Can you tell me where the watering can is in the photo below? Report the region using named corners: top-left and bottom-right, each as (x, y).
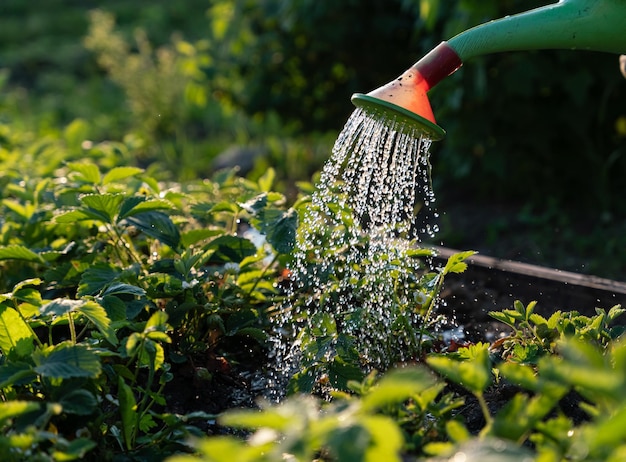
top-left (352, 0), bottom-right (626, 140)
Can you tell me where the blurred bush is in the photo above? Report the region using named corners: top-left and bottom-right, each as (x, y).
top-left (1, 0), bottom-right (626, 215)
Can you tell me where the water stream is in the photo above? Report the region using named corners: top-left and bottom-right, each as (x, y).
top-left (269, 108), bottom-right (442, 396)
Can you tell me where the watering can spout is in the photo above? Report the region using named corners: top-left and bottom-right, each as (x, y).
top-left (352, 0), bottom-right (626, 140)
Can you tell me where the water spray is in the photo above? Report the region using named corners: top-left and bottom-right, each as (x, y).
top-left (352, 0), bottom-right (626, 140)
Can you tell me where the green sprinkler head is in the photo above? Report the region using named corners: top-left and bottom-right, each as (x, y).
top-left (353, 0), bottom-right (626, 141)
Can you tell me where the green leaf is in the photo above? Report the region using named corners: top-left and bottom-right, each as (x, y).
top-left (181, 228), bottom-right (222, 247)
top-left (40, 298), bottom-right (83, 317)
top-left (80, 193), bottom-right (125, 223)
top-left (118, 376), bottom-right (137, 451)
top-left (122, 211), bottom-right (181, 249)
top-left (427, 346), bottom-right (492, 395)
top-left (362, 366), bottom-right (437, 412)
top-left (259, 208), bottom-right (298, 254)
top-left (102, 283), bottom-right (146, 297)
top-left (442, 251), bottom-right (476, 275)
top-left (0, 245), bottom-right (45, 263)
top-left (0, 304), bottom-right (35, 357)
top-left (0, 401), bottom-right (41, 426)
top-left (34, 344), bottom-right (102, 379)
top-left (118, 197), bottom-right (175, 220)
top-left (102, 166), bottom-right (144, 184)
top-left (145, 310), bottom-right (169, 332)
top-left (51, 438), bottom-right (97, 461)
top-left (257, 168), bottom-right (275, 192)
top-left (239, 193), bottom-right (268, 215)
top-left (0, 363), bottom-right (38, 389)
top-left (77, 300), bottom-right (117, 346)
top-left (68, 162), bottom-right (101, 184)
top-left (205, 235), bottom-right (257, 264)
top-left (59, 389), bottom-right (98, 415)
top-left (77, 264), bottom-right (121, 296)
top-left (54, 209), bottom-right (104, 223)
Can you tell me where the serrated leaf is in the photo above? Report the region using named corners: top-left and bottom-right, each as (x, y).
top-left (78, 264), bottom-right (121, 297)
top-left (235, 327), bottom-right (268, 344)
top-left (239, 193), bottom-right (268, 215)
top-left (102, 167), bottom-right (144, 185)
top-left (80, 193), bottom-right (125, 223)
top-left (40, 298), bottom-right (83, 317)
top-left (0, 245), bottom-right (45, 263)
top-left (102, 283), bottom-right (146, 297)
top-left (259, 208), bottom-right (298, 254)
top-left (0, 363), bottom-right (38, 389)
top-left (442, 251), bottom-right (476, 275)
top-left (59, 389), bottom-right (98, 415)
top-left (122, 211), bottom-right (180, 249)
top-left (68, 162), bottom-right (101, 184)
top-left (257, 168), bottom-right (275, 192)
top-left (181, 228), bottom-right (222, 247)
top-left (54, 209), bottom-right (103, 223)
top-left (118, 197), bottom-right (175, 220)
top-left (34, 344), bottom-right (102, 379)
top-left (0, 305), bottom-right (35, 357)
top-left (362, 366), bottom-right (437, 411)
top-left (77, 300), bottom-right (117, 346)
top-left (608, 305), bottom-right (625, 323)
top-left (205, 235), bottom-right (257, 264)
top-left (100, 295), bottom-right (128, 322)
top-left (209, 201), bottom-right (239, 213)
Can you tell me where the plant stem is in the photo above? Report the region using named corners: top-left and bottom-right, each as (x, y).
top-left (68, 311), bottom-right (77, 344)
top-left (476, 392), bottom-right (493, 431)
top-left (13, 300), bottom-right (44, 348)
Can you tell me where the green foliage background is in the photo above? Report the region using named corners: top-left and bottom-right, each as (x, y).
top-left (1, 0), bottom-right (625, 276)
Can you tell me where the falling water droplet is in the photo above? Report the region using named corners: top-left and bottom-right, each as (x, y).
top-left (268, 108), bottom-right (442, 399)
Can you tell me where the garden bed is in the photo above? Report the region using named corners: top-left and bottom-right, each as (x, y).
top-left (437, 246), bottom-right (626, 343)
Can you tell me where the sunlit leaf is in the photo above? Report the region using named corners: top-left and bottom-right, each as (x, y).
top-left (0, 401), bottom-right (41, 426)
top-left (54, 209), bottom-right (105, 223)
top-left (181, 228), bottom-right (222, 247)
top-left (362, 366), bottom-right (437, 412)
top-left (80, 193), bottom-right (125, 223)
top-left (102, 166), bottom-right (143, 185)
top-left (68, 162), bottom-right (101, 184)
top-left (51, 438), bottom-right (97, 461)
top-left (40, 298), bottom-right (83, 317)
top-left (0, 305), bottom-right (35, 357)
top-left (77, 300), bottom-right (117, 346)
top-left (257, 168), bottom-right (275, 192)
top-left (442, 251), bottom-right (476, 275)
top-left (0, 245), bottom-right (45, 263)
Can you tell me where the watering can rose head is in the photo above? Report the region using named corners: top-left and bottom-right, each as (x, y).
top-left (353, 0), bottom-right (626, 139)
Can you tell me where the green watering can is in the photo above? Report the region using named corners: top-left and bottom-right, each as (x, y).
top-left (352, 0), bottom-right (626, 140)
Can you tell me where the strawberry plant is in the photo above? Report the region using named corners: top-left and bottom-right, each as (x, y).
top-left (0, 161), bottom-right (298, 460)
